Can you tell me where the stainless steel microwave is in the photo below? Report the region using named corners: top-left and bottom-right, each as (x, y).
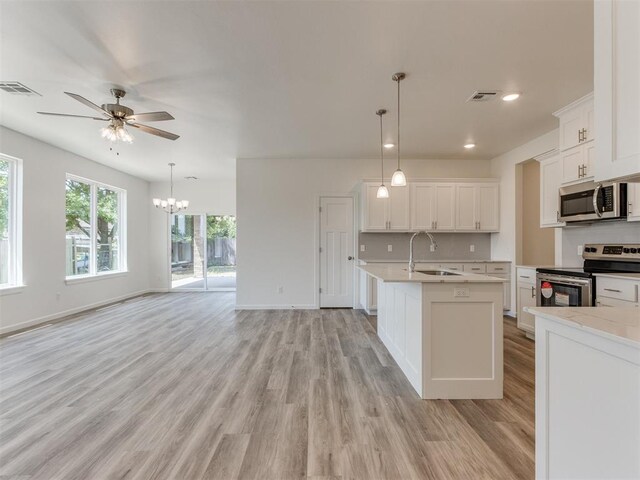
top-left (558, 181), bottom-right (627, 223)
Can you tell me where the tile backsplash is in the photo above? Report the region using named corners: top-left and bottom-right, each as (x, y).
top-left (358, 232), bottom-right (492, 261)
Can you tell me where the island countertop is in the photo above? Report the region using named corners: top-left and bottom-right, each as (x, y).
top-left (358, 264), bottom-right (506, 283)
top-left (526, 306), bottom-right (640, 348)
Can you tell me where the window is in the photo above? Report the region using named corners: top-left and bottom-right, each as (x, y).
top-left (65, 175), bottom-right (126, 278)
top-left (0, 154), bottom-right (22, 288)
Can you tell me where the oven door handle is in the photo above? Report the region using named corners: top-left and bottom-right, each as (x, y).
top-left (592, 183), bottom-right (603, 217)
top-left (537, 274), bottom-right (592, 286)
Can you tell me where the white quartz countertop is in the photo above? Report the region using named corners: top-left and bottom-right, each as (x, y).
top-left (525, 306), bottom-right (640, 348)
top-left (360, 259), bottom-right (511, 264)
top-left (358, 264), bottom-right (506, 283)
top-left (593, 272), bottom-right (640, 281)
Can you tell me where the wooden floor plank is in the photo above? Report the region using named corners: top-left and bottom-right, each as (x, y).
top-left (0, 293), bottom-right (535, 479)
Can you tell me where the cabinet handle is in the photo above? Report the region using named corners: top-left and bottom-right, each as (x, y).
top-left (577, 164), bottom-right (581, 178)
top-left (583, 164), bottom-right (587, 176)
top-left (578, 130), bottom-right (581, 143)
top-left (582, 128), bottom-right (587, 142)
top-left (531, 286), bottom-right (536, 298)
top-left (556, 210), bottom-right (560, 222)
top-left (629, 202), bottom-right (633, 214)
top-left (434, 220), bottom-right (437, 230)
top-left (520, 275), bottom-right (530, 279)
top-left (604, 288), bottom-right (622, 293)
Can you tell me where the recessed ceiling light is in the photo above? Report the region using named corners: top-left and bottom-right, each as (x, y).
top-left (383, 143), bottom-right (395, 149)
top-left (502, 93), bottom-right (520, 102)
top-left (464, 143), bottom-right (476, 149)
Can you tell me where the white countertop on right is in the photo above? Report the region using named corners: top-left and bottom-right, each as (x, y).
top-left (525, 306), bottom-right (640, 348)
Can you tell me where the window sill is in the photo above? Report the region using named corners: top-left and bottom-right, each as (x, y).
top-left (65, 271), bottom-right (128, 285)
top-left (0, 285), bottom-right (26, 296)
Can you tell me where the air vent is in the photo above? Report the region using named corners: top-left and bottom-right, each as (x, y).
top-left (0, 82), bottom-right (41, 96)
top-left (467, 90), bottom-right (500, 102)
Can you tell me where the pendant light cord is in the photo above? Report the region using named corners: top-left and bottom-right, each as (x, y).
top-left (170, 164), bottom-right (174, 198)
top-left (379, 113), bottom-right (384, 183)
top-left (396, 77), bottom-right (401, 170)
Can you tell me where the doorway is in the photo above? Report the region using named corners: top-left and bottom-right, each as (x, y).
top-left (170, 214), bottom-right (237, 291)
top-left (319, 196), bottom-right (355, 308)
top-left (516, 160), bottom-right (555, 265)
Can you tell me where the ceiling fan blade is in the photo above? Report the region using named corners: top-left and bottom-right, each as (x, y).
top-left (128, 122), bottom-right (180, 141)
top-left (37, 112), bottom-right (109, 120)
top-left (64, 92), bottom-right (111, 117)
top-left (125, 111), bottom-right (174, 122)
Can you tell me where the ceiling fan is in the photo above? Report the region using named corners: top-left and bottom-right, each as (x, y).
top-left (37, 88), bottom-right (180, 142)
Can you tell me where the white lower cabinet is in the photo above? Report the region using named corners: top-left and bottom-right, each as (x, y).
top-left (516, 267), bottom-right (537, 336)
top-left (358, 262), bottom-right (377, 314)
top-left (595, 275), bottom-right (640, 307)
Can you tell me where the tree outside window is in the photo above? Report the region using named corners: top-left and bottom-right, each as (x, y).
top-left (65, 176), bottom-right (125, 277)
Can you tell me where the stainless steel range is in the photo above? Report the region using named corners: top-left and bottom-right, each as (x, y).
top-left (536, 243), bottom-right (640, 307)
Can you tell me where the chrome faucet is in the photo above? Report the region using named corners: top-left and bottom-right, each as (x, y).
top-left (409, 231), bottom-right (438, 272)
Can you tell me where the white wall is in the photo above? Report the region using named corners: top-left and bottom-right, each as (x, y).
top-left (236, 157), bottom-right (493, 308)
top-left (148, 179), bottom-right (236, 290)
top-left (0, 126), bottom-right (151, 334)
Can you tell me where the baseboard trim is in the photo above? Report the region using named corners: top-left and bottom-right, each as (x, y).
top-left (0, 289), bottom-right (156, 337)
top-left (235, 304), bottom-right (317, 311)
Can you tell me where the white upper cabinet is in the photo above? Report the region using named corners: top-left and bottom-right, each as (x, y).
top-left (594, 0), bottom-right (640, 182)
top-left (539, 154), bottom-right (565, 228)
top-left (455, 183), bottom-right (500, 232)
top-left (361, 183), bottom-right (410, 231)
top-left (627, 183), bottom-right (640, 222)
top-left (554, 94), bottom-right (595, 185)
top-left (455, 184), bottom-right (477, 231)
top-left (388, 186), bottom-right (411, 231)
top-left (362, 181), bottom-right (499, 232)
top-left (410, 183), bottom-right (455, 231)
top-left (556, 94), bottom-right (594, 152)
top-left (362, 183), bottom-right (387, 231)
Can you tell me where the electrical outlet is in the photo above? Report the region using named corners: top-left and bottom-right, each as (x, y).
top-left (454, 287), bottom-right (470, 298)
top-left (360, 245), bottom-right (366, 252)
top-left (430, 244), bottom-right (436, 252)
top-left (470, 244), bottom-right (475, 252)
top-left (577, 245), bottom-right (583, 256)
top-left (277, 286), bottom-right (284, 294)
top-left (387, 244), bottom-right (393, 252)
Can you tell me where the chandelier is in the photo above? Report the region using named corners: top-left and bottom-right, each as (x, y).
top-left (152, 163), bottom-right (189, 213)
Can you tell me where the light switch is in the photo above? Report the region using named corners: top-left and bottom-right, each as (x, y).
top-left (470, 244), bottom-right (475, 252)
top-left (387, 244), bottom-right (393, 252)
top-left (360, 245), bottom-right (366, 252)
top-left (577, 245), bottom-right (583, 256)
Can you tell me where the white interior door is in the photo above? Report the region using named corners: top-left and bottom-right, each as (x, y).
top-left (320, 196), bottom-right (354, 308)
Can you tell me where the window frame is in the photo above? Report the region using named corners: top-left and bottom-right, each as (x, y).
top-left (0, 153), bottom-right (23, 291)
top-left (65, 174), bottom-right (127, 281)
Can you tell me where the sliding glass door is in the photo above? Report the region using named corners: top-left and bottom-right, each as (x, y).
top-left (170, 214), bottom-right (236, 291)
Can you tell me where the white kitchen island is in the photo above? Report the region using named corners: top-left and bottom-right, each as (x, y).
top-left (526, 306), bottom-right (640, 480)
top-left (359, 264), bottom-right (505, 399)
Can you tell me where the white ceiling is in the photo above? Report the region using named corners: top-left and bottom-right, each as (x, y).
top-left (0, 1), bottom-right (593, 182)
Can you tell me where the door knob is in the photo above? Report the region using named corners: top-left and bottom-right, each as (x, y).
top-left (347, 256), bottom-right (354, 260)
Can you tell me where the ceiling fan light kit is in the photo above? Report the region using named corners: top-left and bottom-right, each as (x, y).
top-left (37, 88), bottom-right (180, 142)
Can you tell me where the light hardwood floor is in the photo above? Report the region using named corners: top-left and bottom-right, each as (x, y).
top-left (0, 293), bottom-right (534, 480)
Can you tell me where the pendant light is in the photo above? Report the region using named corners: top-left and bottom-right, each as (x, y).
top-left (376, 109), bottom-right (389, 198)
top-left (152, 163), bottom-right (189, 213)
top-left (391, 72), bottom-right (407, 187)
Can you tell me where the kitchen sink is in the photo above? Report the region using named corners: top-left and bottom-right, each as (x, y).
top-left (415, 270), bottom-right (461, 276)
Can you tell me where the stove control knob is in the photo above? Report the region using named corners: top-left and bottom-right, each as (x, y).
top-left (631, 248), bottom-right (638, 254)
top-left (624, 248), bottom-right (630, 253)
